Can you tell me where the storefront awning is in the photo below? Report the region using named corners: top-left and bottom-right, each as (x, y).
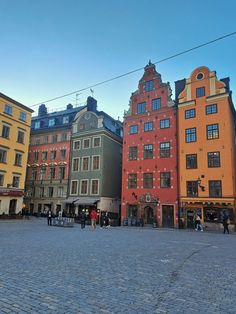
top-left (62, 197), bottom-right (99, 205)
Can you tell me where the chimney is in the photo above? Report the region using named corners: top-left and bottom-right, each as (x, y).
top-left (67, 103), bottom-right (73, 110)
top-left (87, 96), bottom-right (97, 112)
top-left (38, 104), bottom-right (47, 116)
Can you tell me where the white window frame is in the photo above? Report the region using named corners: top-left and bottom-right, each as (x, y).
top-left (12, 175), bottom-right (20, 188)
top-left (72, 157), bottom-right (80, 172)
top-left (70, 180), bottom-right (79, 195)
top-left (93, 136), bottom-right (101, 148)
top-left (73, 140), bottom-right (81, 150)
top-left (35, 121), bottom-right (40, 129)
top-left (15, 152), bottom-right (23, 166)
top-left (57, 186), bottom-right (64, 197)
top-left (83, 138), bottom-right (91, 149)
top-left (82, 156), bottom-right (90, 172)
top-left (90, 179), bottom-right (99, 195)
top-left (19, 111), bottom-right (26, 122)
top-left (80, 179), bottom-right (89, 195)
top-left (92, 155), bottom-right (100, 171)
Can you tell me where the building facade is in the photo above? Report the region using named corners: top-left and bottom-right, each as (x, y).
top-left (0, 92), bottom-right (33, 215)
top-left (121, 62), bottom-right (178, 227)
top-left (24, 103), bottom-right (84, 215)
top-left (65, 97), bottom-right (123, 223)
top-left (176, 66), bottom-right (236, 231)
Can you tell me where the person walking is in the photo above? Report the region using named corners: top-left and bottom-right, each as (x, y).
top-left (90, 208), bottom-right (97, 230)
top-left (47, 210), bottom-right (52, 226)
top-left (222, 213), bottom-right (230, 234)
top-left (104, 211), bottom-right (110, 228)
top-left (195, 215), bottom-right (203, 231)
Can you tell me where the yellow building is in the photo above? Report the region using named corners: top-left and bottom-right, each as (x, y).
top-left (0, 92), bottom-right (33, 215)
top-left (176, 66), bottom-right (236, 231)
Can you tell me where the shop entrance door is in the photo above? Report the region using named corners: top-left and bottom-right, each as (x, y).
top-left (144, 206), bottom-right (154, 224)
top-left (162, 205), bottom-right (174, 228)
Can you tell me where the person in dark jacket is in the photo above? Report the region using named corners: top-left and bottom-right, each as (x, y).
top-left (222, 213), bottom-right (230, 234)
top-left (104, 212), bottom-right (110, 228)
top-left (80, 209), bottom-right (86, 229)
top-left (47, 210), bottom-right (52, 226)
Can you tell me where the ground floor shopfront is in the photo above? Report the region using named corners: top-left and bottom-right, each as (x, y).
top-left (0, 189), bottom-right (24, 216)
top-left (179, 197), bottom-right (236, 231)
top-left (122, 194), bottom-right (178, 228)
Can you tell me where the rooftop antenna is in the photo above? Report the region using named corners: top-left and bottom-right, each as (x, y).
top-left (90, 89), bottom-right (94, 97)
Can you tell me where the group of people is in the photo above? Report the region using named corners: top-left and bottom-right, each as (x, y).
top-left (194, 213), bottom-right (231, 234)
top-left (80, 208), bottom-right (110, 230)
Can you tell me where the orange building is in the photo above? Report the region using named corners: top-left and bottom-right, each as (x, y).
top-left (176, 66), bottom-right (236, 231)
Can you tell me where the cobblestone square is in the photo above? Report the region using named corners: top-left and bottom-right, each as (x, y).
top-left (0, 219), bottom-right (235, 314)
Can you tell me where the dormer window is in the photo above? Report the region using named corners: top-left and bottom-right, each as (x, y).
top-left (48, 119), bottom-right (55, 127)
top-left (35, 121), bottom-right (40, 129)
top-left (63, 116), bottom-right (69, 124)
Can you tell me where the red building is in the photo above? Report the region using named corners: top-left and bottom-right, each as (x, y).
top-left (121, 62), bottom-right (178, 227)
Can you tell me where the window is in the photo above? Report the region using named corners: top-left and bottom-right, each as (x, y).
top-left (12, 176), bottom-right (20, 188)
top-left (185, 109), bottom-right (196, 119)
top-left (185, 128), bottom-right (196, 143)
top-left (39, 187), bottom-right (45, 198)
top-left (48, 187), bottom-right (54, 198)
top-left (196, 87), bottom-right (205, 97)
top-left (92, 156), bottom-right (100, 170)
top-left (17, 130), bottom-right (25, 144)
top-left (160, 142), bottom-right (170, 158)
top-left (32, 169), bottom-right (37, 180)
top-left (50, 150), bottom-right (56, 160)
top-left (145, 80), bottom-right (153, 92)
top-left (207, 124), bottom-right (219, 140)
top-left (152, 98), bottom-right (161, 110)
top-left (19, 111), bottom-right (26, 121)
top-left (15, 153), bottom-right (22, 166)
top-left (62, 116), bottom-right (69, 124)
top-left (58, 187), bottom-right (64, 197)
top-left (44, 135), bottom-right (49, 143)
top-left (160, 119), bottom-right (170, 129)
top-left (61, 133), bottom-right (67, 141)
top-left (33, 151), bottom-right (39, 161)
top-left (93, 137), bottom-right (101, 147)
top-left (144, 144), bottom-right (153, 159)
top-left (42, 151), bottom-right (48, 161)
top-left (80, 180), bottom-right (88, 195)
top-left (128, 174), bottom-right (137, 188)
top-left (83, 138), bottom-right (90, 149)
top-left (143, 173), bottom-right (153, 189)
top-left (49, 167), bottom-right (56, 180)
top-left (71, 181), bottom-right (78, 195)
top-left (52, 135), bottom-right (58, 143)
top-left (130, 125), bottom-right (138, 134)
top-left (40, 168), bottom-right (46, 180)
top-left (206, 104), bottom-right (217, 115)
top-left (144, 121), bottom-right (153, 132)
top-left (137, 102), bottom-right (146, 114)
top-left (59, 167), bottom-right (65, 180)
top-left (186, 181), bottom-right (198, 196)
top-left (35, 138), bottom-right (40, 145)
top-left (2, 125), bottom-right (10, 138)
top-left (91, 179), bottom-right (99, 195)
top-left (72, 158), bottom-right (80, 171)
top-left (208, 152), bottom-right (220, 167)
top-left (60, 149), bottom-right (66, 160)
top-left (0, 173), bottom-right (4, 186)
top-left (204, 207), bottom-right (233, 223)
top-left (186, 154), bottom-right (197, 169)
top-left (4, 104), bottom-right (12, 115)
top-left (48, 119), bottom-right (55, 127)
top-left (196, 73), bottom-right (204, 80)
top-left (129, 146), bottom-right (138, 160)
top-left (160, 172), bottom-right (171, 188)
top-left (209, 180), bottom-right (222, 197)
top-left (82, 157), bottom-right (90, 171)
top-left (35, 121), bottom-right (40, 129)
top-left (74, 140), bottom-right (80, 150)
top-left (0, 149), bottom-right (7, 163)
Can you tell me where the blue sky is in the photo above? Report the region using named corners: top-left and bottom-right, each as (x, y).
top-left (0, 0), bottom-right (235, 120)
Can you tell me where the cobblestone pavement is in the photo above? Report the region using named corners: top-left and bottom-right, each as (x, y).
top-left (0, 218), bottom-right (235, 314)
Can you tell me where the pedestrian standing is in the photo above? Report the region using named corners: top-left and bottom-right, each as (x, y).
top-left (104, 211), bottom-right (110, 228)
top-left (80, 209), bottom-right (86, 229)
top-left (222, 214), bottom-right (230, 234)
top-left (90, 208), bottom-right (97, 230)
top-left (47, 210), bottom-right (52, 226)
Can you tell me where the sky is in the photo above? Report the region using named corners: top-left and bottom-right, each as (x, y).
top-left (0, 0), bottom-right (236, 120)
